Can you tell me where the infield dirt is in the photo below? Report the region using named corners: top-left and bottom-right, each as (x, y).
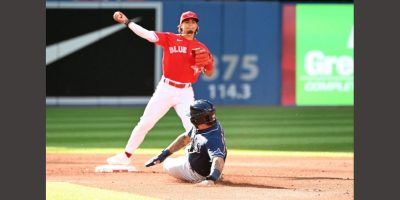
top-left (47, 153), bottom-right (353, 200)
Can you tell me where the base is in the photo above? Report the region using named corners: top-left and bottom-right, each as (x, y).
top-left (95, 165), bottom-right (138, 173)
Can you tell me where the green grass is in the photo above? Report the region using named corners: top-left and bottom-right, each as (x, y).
top-left (46, 106), bottom-right (354, 153)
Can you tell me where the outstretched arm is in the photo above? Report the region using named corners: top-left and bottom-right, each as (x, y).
top-left (113, 11), bottom-right (158, 42)
top-left (145, 133), bottom-right (191, 167)
top-left (165, 133), bottom-right (191, 153)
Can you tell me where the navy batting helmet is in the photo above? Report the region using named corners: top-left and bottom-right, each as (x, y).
top-left (190, 99), bottom-right (216, 127)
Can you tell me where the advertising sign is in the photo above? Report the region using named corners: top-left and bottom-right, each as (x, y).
top-left (46, 2), bottom-right (162, 105)
top-left (296, 4), bottom-right (354, 105)
top-left (165, 2), bottom-right (282, 105)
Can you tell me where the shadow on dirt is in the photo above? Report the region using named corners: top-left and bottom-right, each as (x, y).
top-left (290, 176), bottom-right (353, 180)
top-left (220, 180), bottom-right (288, 189)
top-left (227, 173), bottom-right (353, 181)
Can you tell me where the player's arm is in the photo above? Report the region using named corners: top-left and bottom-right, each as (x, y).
top-left (113, 11), bottom-right (158, 42)
top-left (165, 133), bottom-right (191, 153)
top-left (145, 132), bottom-right (191, 167)
top-left (197, 156), bottom-right (225, 186)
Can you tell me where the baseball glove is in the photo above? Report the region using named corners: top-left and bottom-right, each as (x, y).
top-left (192, 48), bottom-right (213, 67)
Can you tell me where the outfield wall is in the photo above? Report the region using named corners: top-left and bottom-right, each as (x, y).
top-left (46, 1), bottom-right (353, 106)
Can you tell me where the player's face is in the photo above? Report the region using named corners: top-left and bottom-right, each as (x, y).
top-left (181, 18), bottom-right (198, 34)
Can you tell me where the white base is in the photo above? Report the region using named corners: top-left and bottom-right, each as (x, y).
top-left (95, 165), bottom-right (138, 173)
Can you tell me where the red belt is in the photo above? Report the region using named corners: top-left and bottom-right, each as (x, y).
top-left (163, 78), bottom-right (191, 89)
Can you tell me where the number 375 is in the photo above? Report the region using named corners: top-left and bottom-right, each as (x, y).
top-left (202, 54), bottom-right (259, 81)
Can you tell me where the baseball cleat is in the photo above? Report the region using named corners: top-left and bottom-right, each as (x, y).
top-left (107, 153), bottom-right (130, 165)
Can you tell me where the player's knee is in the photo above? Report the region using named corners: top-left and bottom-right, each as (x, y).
top-left (162, 158), bottom-right (172, 172)
top-left (162, 163), bottom-right (168, 172)
top-left (135, 116), bottom-right (157, 131)
top-left (163, 158), bottom-right (169, 172)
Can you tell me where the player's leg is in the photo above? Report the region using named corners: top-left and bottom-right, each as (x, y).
top-left (107, 82), bottom-right (173, 165)
top-left (163, 156), bottom-right (205, 183)
top-left (124, 90), bottom-right (172, 153)
top-left (173, 87), bottom-right (195, 132)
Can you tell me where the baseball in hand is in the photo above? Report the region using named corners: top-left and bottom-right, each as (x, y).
top-left (113, 11), bottom-right (127, 24)
top-left (113, 11), bottom-right (121, 20)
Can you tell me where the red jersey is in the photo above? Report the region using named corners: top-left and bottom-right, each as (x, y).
top-left (154, 32), bottom-right (213, 83)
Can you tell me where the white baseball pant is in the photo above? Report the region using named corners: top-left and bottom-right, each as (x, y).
top-left (124, 77), bottom-right (195, 154)
top-left (163, 156), bottom-right (205, 183)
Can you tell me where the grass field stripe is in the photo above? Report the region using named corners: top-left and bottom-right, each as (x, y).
top-left (46, 182), bottom-right (159, 200)
top-left (47, 107), bottom-right (353, 152)
top-left (46, 147), bottom-right (353, 158)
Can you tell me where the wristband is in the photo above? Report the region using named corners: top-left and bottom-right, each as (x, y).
top-left (206, 169), bottom-right (221, 181)
top-left (161, 149), bottom-right (171, 157)
top-left (156, 149), bottom-right (171, 163)
top-left (124, 20), bottom-right (132, 26)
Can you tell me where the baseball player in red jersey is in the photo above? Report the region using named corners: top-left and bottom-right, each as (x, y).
top-left (107, 11), bottom-right (214, 165)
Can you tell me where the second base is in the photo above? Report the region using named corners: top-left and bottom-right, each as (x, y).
top-left (95, 165), bottom-right (138, 173)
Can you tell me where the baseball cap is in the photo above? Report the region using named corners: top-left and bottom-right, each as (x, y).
top-left (180, 11), bottom-right (199, 24)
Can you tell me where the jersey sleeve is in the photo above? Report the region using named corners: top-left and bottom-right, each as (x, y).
top-left (153, 32), bottom-right (169, 47)
top-left (206, 136), bottom-right (226, 159)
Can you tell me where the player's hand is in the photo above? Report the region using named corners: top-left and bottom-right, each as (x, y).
top-left (144, 149), bottom-right (171, 167)
top-left (145, 158), bottom-right (161, 167)
top-left (113, 11), bottom-right (129, 24)
top-left (196, 180), bottom-right (215, 186)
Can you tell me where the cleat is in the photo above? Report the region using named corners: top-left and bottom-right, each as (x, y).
top-left (107, 153), bottom-right (130, 165)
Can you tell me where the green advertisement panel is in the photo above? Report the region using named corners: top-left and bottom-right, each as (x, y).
top-left (296, 4), bottom-right (354, 105)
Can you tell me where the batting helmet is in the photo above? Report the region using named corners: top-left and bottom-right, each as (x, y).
top-left (190, 99), bottom-right (216, 127)
top-left (180, 11), bottom-right (199, 24)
